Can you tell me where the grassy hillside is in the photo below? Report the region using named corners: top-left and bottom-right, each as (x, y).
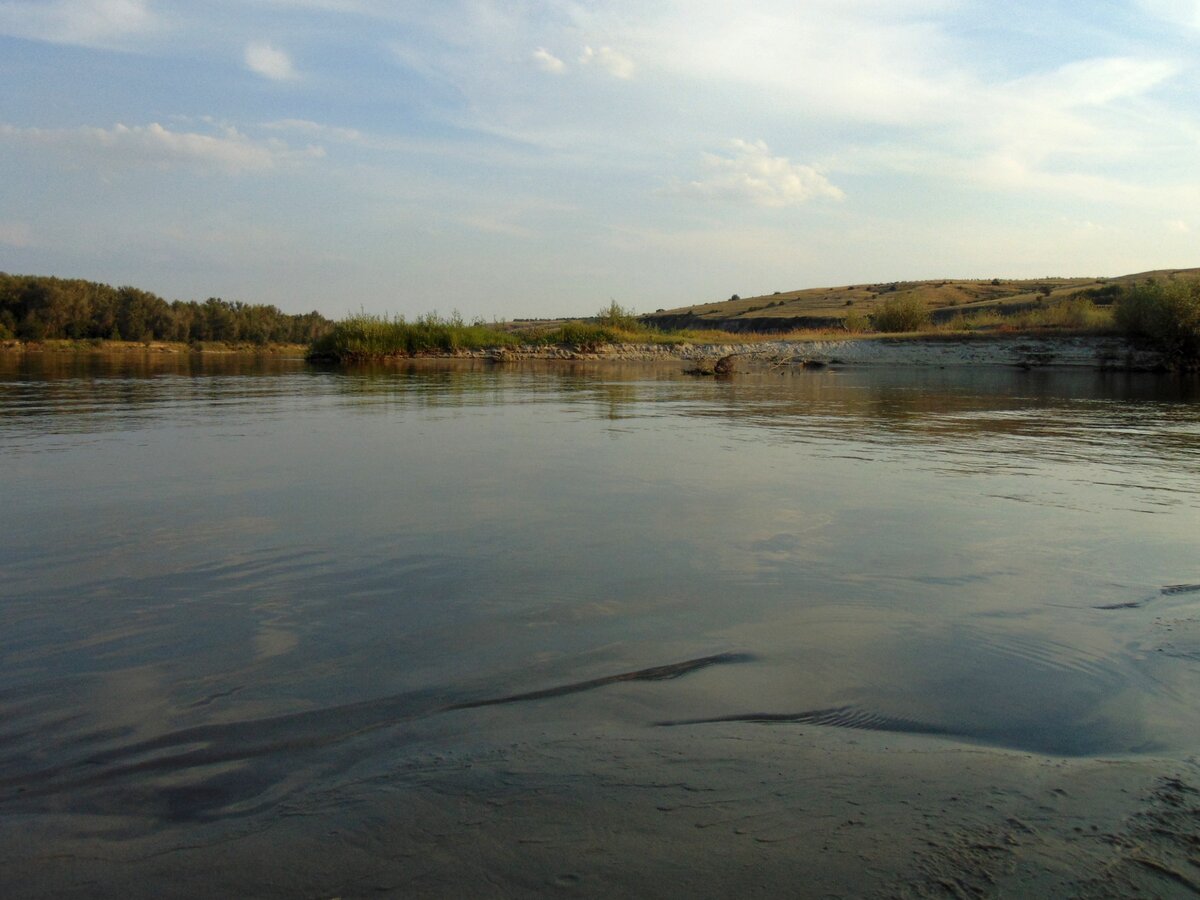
top-left (644, 268), bottom-right (1200, 331)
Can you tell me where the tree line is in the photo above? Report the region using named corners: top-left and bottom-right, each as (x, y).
top-left (0, 273), bottom-right (333, 344)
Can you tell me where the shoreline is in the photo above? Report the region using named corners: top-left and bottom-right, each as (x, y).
top-left (0, 339), bottom-right (309, 356)
top-left (333, 333), bottom-right (1172, 371)
top-left (2, 333), bottom-right (1177, 371)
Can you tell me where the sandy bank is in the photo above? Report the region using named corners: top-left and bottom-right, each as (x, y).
top-left (460, 334), bottom-right (1167, 371)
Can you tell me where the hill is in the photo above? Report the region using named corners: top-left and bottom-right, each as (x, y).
top-left (643, 268), bottom-right (1200, 333)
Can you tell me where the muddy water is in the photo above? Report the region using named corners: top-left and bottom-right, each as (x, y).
top-left (1, 353), bottom-right (1199, 896)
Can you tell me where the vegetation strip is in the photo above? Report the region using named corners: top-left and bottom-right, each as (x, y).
top-left (4, 270), bottom-right (1198, 368)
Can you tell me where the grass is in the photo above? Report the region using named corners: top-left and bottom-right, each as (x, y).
top-left (937, 298), bottom-right (1114, 333)
top-left (308, 313), bottom-right (522, 361)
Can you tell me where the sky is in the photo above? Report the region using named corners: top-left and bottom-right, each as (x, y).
top-left (1, 0), bottom-right (1199, 320)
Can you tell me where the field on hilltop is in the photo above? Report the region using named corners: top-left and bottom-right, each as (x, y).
top-left (644, 268), bottom-right (1200, 333)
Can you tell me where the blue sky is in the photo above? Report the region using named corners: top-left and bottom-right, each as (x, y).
top-left (1, 0), bottom-right (1198, 319)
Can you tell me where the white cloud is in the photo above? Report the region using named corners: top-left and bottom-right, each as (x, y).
top-left (0, 0), bottom-right (155, 47)
top-left (0, 121), bottom-right (323, 174)
top-left (262, 118), bottom-right (365, 143)
top-left (667, 139), bottom-right (843, 208)
top-left (244, 41), bottom-right (297, 80)
top-left (578, 45), bottom-right (635, 79)
top-left (1004, 57), bottom-right (1180, 110)
top-left (1136, 0), bottom-right (1200, 28)
top-left (532, 47), bottom-right (566, 74)
top-left (0, 221), bottom-right (33, 247)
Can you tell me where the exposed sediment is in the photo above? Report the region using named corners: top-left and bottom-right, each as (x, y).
top-left (456, 334), bottom-right (1168, 371)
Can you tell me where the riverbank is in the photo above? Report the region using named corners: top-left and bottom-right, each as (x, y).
top-left (367, 332), bottom-right (1170, 371)
top-left (2, 333), bottom-right (1176, 371)
top-left (0, 339), bottom-right (309, 356)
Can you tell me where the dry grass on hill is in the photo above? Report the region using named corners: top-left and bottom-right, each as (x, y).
top-left (647, 268), bottom-right (1200, 328)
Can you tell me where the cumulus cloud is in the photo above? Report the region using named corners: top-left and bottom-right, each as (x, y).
top-left (668, 139), bottom-right (843, 207)
top-left (0, 0), bottom-right (155, 47)
top-left (531, 47), bottom-right (566, 74)
top-left (579, 45), bottom-right (635, 79)
top-left (244, 41), bottom-right (297, 80)
top-left (0, 121), bottom-right (323, 174)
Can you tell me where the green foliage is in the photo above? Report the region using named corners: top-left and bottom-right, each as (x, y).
top-left (843, 310), bottom-right (871, 333)
top-left (0, 273), bottom-right (333, 345)
top-left (595, 300), bottom-right (639, 331)
top-left (1115, 278), bottom-right (1200, 360)
top-left (308, 313), bottom-right (520, 361)
top-left (871, 295), bottom-right (930, 332)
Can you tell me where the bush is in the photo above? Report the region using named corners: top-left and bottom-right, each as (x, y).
top-left (843, 311), bottom-right (871, 333)
top-left (1115, 279), bottom-right (1200, 361)
top-left (871, 296), bottom-right (930, 332)
top-left (595, 300), bottom-right (639, 331)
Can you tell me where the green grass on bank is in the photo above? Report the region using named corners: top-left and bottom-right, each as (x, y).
top-left (307, 313), bottom-right (522, 361)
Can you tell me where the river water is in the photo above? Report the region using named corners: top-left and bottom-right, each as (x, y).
top-left (2, 353), bottom-right (1199, 896)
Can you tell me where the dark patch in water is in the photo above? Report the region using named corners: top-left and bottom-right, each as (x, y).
top-left (657, 702), bottom-right (1147, 757)
top-left (0, 652), bottom-right (753, 815)
top-left (449, 653), bottom-right (753, 710)
top-left (1094, 582), bottom-right (1200, 610)
top-left (1162, 584), bottom-right (1200, 596)
top-left (656, 705), bottom-right (950, 737)
top-left (1095, 600), bottom-right (1149, 610)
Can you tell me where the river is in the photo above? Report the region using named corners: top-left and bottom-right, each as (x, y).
top-left (2, 353), bottom-right (1199, 897)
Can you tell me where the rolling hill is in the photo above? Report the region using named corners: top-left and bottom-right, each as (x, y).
top-left (643, 268), bottom-right (1200, 333)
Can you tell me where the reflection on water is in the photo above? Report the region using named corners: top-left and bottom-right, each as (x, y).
top-left (1, 353), bottom-right (1199, 830)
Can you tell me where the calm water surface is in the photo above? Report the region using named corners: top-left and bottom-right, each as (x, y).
top-left (2, 353), bottom-right (1199, 829)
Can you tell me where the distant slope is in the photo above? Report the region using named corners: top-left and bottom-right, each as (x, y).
top-left (644, 268), bottom-right (1200, 333)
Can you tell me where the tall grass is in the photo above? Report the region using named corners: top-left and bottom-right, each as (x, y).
top-left (308, 313), bottom-right (519, 361)
top-left (940, 298), bottom-right (1113, 333)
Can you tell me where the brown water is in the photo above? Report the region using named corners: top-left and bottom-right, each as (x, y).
top-left (1, 353), bottom-right (1199, 895)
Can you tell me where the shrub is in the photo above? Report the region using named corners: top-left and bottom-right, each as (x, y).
top-left (1115, 279), bottom-right (1200, 361)
top-left (596, 300), bottom-right (639, 331)
top-left (871, 296), bottom-right (930, 332)
top-left (843, 311), bottom-right (871, 333)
